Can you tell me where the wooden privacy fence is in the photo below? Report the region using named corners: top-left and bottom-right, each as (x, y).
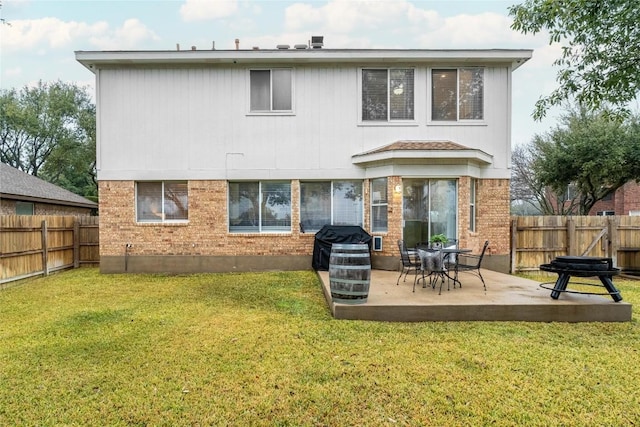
top-left (511, 216), bottom-right (640, 274)
top-left (1, 215), bottom-right (99, 284)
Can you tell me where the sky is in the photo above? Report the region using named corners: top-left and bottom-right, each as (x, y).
top-left (0, 0), bottom-right (564, 146)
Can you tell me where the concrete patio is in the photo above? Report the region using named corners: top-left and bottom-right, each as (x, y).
top-left (317, 268), bottom-right (632, 322)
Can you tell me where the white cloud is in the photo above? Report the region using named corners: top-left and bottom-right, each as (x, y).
top-left (4, 66), bottom-right (23, 77)
top-left (0, 17), bottom-right (158, 52)
top-left (285, 0), bottom-right (411, 33)
top-left (0, 17), bottom-right (109, 52)
top-left (88, 18), bottom-right (159, 50)
top-left (180, 0), bottom-right (239, 22)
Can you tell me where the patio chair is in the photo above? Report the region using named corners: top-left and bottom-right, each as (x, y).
top-left (416, 248), bottom-right (448, 294)
top-left (455, 240), bottom-right (489, 291)
top-left (397, 240), bottom-right (420, 286)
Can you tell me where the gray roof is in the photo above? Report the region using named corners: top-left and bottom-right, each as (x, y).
top-left (0, 163), bottom-right (97, 208)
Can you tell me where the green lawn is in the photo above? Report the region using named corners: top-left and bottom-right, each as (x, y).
top-left (1, 269), bottom-right (638, 426)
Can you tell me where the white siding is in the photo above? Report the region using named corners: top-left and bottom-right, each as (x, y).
top-left (97, 64), bottom-right (512, 180)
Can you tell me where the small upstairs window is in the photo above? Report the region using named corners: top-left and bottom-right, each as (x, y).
top-left (250, 69), bottom-right (292, 112)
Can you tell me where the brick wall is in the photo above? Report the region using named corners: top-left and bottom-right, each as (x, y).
top-left (99, 177), bottom-right (510, 267)
top-left (475, 179), bottom-right (510, 255)
top-left (590, 181), bottom-right (640, 215)
top-left (0, 199), bottom-right (94, 216)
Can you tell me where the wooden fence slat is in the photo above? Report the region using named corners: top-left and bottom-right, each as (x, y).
top-left (1, 215), bottom-right (99, 284)
top-left (41, 220), bottom-right (48, 277)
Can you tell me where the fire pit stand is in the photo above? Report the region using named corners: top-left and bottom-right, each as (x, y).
top-left (539, 256), bottom-right (623, 302)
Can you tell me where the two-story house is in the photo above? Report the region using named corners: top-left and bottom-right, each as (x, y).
top-left (76, 42), bottom-right (532, 274)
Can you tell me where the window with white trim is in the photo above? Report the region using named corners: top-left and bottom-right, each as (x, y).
top-left (250, 69), bottom-right (292, 112)
top-left (371, 178), bottom-right (388, 232)
top-left (300, 180), bottom-right (364, 232)
top-left (229, 181), bottom-right (291, 232)
top-left (136, 181), bottom-right (188, 223)
top-left (469, 178), bottom-right (477, 232)
top-left (432, 68), bottom-right (484, 121)
top-left (362, 68), bottom-right (414, 121)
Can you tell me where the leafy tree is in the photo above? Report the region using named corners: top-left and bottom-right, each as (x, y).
top-left (514, 107), bottom-right (639, 215)
top-left (0, 81), bottom-right (97, 199)
top-left (509, 0), bottom-right (640, 120)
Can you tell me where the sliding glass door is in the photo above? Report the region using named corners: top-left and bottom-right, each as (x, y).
top-left (402, 179), bottom-right (457, 248)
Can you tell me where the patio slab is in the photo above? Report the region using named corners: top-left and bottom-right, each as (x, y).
top-left (317, 269), bottom-right (632, 322)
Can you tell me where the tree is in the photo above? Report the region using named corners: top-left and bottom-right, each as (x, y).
top-left (509, 0), bottom-right (640, 120)
top-left (0, 81), bottom-right (97, 199)
top-left (514, 107), bottom-right (639, 215)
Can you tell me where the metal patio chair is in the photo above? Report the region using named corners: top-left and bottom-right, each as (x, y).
top-left (455, 240), bottom-right (490, 291)
top-left (397, 239), bottom-right (420, 286)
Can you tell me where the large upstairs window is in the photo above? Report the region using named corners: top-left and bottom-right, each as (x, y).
top-left (432, 68), bottom-right (484, 121)
top-left (362, 68), bottom-right (414, 122)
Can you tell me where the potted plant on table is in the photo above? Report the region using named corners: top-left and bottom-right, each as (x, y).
top-left (429, 234), bottom-right (449, 248)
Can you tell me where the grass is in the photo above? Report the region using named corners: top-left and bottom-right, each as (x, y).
top-left (1, 269), bottom-right (639, 426)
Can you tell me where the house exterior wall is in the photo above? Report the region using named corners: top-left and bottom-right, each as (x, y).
top-left (99, 176), bottom-right (509, 273)
top-left (0, 198), bottom-right (94, 216)
top-left (85, 50), bottom-right (526, 274)
top-left (96, 65), bottom-right (512, 181)
top-left (590, 182), bottom-right (640, 216)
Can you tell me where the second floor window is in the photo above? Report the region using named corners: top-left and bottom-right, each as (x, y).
top-left (250, 69), bottom-right (292, 112)
top-left (362, 68), bottom-right (414, 121)
top-left (432, 68), bottom-right (484, 121)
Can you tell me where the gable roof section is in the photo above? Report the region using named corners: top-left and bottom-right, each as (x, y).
top-left (0, 163), bottom-right (97, 208)
top-left (351, 140), bottom-right (493, 166)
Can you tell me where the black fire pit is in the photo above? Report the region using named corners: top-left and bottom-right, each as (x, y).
top-left (539, 256), bottom-right (622, 302)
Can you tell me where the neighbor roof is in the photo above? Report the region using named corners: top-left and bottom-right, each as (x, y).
top-left (0, 163), bottom-right (97, 208)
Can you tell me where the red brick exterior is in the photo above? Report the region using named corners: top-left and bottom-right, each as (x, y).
top-left (590, 181), bottom-right (640, 216)
top-left (0, 198), bottom-right (94, 216)
top-left (99, 177), bottom-right (510, 270)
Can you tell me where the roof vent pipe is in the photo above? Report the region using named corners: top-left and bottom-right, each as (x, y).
top-left (212, 41), bottom-right (215, 50)
top-left (176, 43), bottom-right (180, 51)
top-left (235, 38), bottom-right (239, 50)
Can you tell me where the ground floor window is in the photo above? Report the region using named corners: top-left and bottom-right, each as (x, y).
top-left (371, 178), bottom-right (388, 232)
top-left (229, 181), bottom-right (291, 232)
top-left (300, 180), bottom-right (363, 232)
top-left (15, 201), bottom-right (34, 215)
top-left (136, 181), bottom-right (188, 222)
top-left (402, 179), bottom-right (457, 248)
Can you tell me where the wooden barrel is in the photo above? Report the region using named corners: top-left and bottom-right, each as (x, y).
top-left (329, 243), bottom-right (371, 304)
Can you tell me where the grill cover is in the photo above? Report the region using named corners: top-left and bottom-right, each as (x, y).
top-left (312, 225), bottom-right (372, 271)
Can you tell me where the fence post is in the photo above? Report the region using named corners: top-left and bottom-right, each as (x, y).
top-left (74, 219), bottom-right (80, 268)
top-left (608, 217), bottom-right (618, 267)
top-left (510, 218), bottom-right (517, 274)
top-left (41, 220), bottom-right (49, 276)
top-left (566, 218), bottom-right (575, 256)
